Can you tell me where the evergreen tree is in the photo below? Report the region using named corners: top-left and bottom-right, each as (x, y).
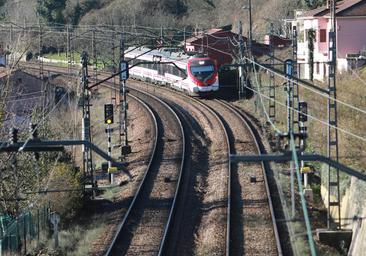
top-left (303, 0), bottom-right (327, 8)
top-left (36, 0), bottom-right (67, 24)
top-left (71, 2), bottom-right (82, 25)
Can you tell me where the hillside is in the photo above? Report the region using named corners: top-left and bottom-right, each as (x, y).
top-left (0, 0), bottom-right (301, 37)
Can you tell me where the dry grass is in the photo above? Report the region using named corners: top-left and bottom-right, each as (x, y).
top-left (236, 65), bottom-right (366, 254)
top-left (240, 65), bottom-right (366, 172)
top-left (31, 216), bottom-right (108, 256)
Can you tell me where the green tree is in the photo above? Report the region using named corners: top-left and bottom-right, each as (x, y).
top-left (303, 0), bottom-right (327, 8)
top-left (36, 0), bottom-right (67, 24)
top-left (81, 0), bottom-right (101, 11)
top-left (73, 2), bottom-right (82, 25)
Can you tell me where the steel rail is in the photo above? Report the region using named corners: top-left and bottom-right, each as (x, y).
top-left (20, 61), bottom-right (236, 254)
top-left (115, 74), bottom-right (231, 255)
top-left (104, 93), bottom-right (158, 255)
top-left (82, 69), bottom-right (187, 254)
top-left (219, 100), bottom-right (283, 256)
top-left (126, 80), bottom-right (231, 255)
top-left (35, 61), bottom-right (187, 254)
top-left (104, 87), bottom-right (186, 255)
top-left (185, 97), bottom-right (231, 256)
top-left (155, 94), bottom-right (186, 256)
top-left (201, 101), bottom-right (232, 256)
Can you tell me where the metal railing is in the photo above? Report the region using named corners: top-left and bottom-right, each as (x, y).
top-left (0, 204), bottom-right (51, 256)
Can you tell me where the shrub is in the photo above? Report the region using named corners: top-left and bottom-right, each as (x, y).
top-left (46, 163), bottom-right (83, 223)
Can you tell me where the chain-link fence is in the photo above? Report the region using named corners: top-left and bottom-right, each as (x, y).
top-left (0, 204), bottom-right (51, 256)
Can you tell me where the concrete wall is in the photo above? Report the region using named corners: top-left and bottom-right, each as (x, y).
top-left (321, 176), bottom-right (366, 255)
top-left (341, 177), bottom-right (366, 255)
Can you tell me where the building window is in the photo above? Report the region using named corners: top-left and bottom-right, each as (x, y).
top-left (320, 29), bottom-right (327, 42)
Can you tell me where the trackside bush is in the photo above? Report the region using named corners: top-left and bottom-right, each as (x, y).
top-left (46, 163), bottom-right (83, 223)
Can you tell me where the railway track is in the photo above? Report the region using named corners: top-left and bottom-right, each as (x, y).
top-left (89, 92), bottom-right (158, 253)
top-left (129, 81), bottom-right (282, 255)
top-left (106, 89), bottom-right (186, 255)
top-left (130, 82), bottom-right (231, 255)
top-left (19, 62), bottom-right (282, 255)
top-left (205, 99), bottom-right (282, 255)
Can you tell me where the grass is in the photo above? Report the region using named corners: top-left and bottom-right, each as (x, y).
top-left (43, 52), bottom-right (74, 62)
top-left (32, 215), bottom-right (108, 255)
top-left (60, 222), bottom-right (106, 256)
top-left (44, 52), bottom-right (116, 69)
top-left (101, 186), bottom-right (121, 201)
top-left (236, 58), bottom-right (366, 254)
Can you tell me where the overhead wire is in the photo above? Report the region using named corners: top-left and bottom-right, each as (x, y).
top-left (250, 57), bottom-right (284, 135)
top-left (4, 22), bottom-right (365, 143)
top-left (179, 39), bottom-right (366, 142)
top-left (241, 55), bottom-right (366, 115)
top-left (248, 68), bottom-right (366, 142)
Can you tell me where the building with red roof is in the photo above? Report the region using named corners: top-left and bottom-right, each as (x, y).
top-left (183, 26), bottom-right (268, 68)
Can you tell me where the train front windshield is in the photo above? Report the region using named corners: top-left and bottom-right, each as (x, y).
top-left (190, 63), bottom-right (215, 81)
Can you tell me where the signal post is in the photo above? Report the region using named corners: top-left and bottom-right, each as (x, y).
top-left (105, 104), bottom-right (116, 183)
top-left (119, 33), bottom-right (131, 159)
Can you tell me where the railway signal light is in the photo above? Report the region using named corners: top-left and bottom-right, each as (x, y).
top-left (284, 59), bottom-right (293, 76)
top-left (120, 61), bottom-right (129, 81)
top-left (104, 104), bottom-right (114, 124)
top-left (299, 101), bottom-right (308, 122)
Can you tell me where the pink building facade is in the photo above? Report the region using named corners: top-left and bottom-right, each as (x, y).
top-left (294, 0), bottom-right (366, 81)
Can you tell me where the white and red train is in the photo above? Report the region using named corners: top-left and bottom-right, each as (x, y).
top-left (125, 47), bottom-right (219, 96)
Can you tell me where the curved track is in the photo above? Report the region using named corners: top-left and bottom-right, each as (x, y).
top-left (129, 80), bottom-right (281, 255)
top-left (130, 82), bottom-right (231, 255)
top-left (106, 90), bottom-right (186, 255)
top-left (20, 62), bottom-right (282, 255)
top-left (206, 99), bottom-right (282, 255)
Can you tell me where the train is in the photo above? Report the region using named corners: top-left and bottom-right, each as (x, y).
top-left (124, 47), bottom-right (219, 96)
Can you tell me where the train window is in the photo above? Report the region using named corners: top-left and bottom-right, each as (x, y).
top-left (178, 69), bottom-right (186, 78)
top-left (153, 63), bottom-right (158, 71)
top-left (169, 65), bottom-right (174, 75)
top-left (158, 64), bottom-right (163, 75)
top-left (172, 66), bottom-right (177, 76)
